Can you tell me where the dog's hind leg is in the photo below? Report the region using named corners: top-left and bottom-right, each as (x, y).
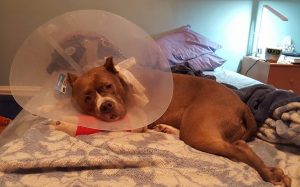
top-left (186, 137), bottom-right (291, 187)
top-left (240, 106), bottom-right (257, 141)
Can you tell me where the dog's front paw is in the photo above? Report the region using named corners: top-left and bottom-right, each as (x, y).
top-left (263, 167), bottom-right (291, 187)
top-left (49, 121), bottom-right (77, 136)
top-left (153, 124), bottom-right (179, 136)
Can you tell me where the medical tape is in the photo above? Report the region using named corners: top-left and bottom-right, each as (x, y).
top-left (38, 26), bottom-right (83, 74)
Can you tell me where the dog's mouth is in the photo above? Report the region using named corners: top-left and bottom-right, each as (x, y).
top-left (99, 111), bottom-right (124, 122)
top-left (95, 100), bottom-right (126, 122)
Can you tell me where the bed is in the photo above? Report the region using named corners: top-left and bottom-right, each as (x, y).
top-left (0, 69), bottom-right (299, 187)
top-left (0, 25), bottom-right (300, 187)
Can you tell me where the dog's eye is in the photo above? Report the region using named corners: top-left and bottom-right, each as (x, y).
top-left (104, 84), bottom-right (112, 90)
top-left (97, 84), bottom-right (112, 92)
top-left (84, 95), bottom-right (92, 103)
top-left (97, 84), bottom-right (112, 93)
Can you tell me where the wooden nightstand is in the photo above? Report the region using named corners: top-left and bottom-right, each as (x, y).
top-left (240, 56), bottom-right (300, 94)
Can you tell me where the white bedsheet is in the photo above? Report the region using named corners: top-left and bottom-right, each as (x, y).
top-left (204, 67), bottom-right (262, 89)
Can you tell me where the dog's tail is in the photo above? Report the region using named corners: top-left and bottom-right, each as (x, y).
top-left (241, 106), bottom-right (257, 141)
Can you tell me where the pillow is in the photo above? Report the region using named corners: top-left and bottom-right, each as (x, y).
top-left (156, 25), bottom-right (222, 64)
top-left (187, 52), bottom-right (226, 71)
top-left (156, 25), bottom-right (226, 71)
top-left (179, 25), bottom-right (222, 52)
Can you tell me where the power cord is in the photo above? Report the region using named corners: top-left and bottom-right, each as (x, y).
top-left (245, 59), bottom-right (266, 75)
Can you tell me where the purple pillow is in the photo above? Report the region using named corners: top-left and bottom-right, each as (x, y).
top-left (156, 25), bottom-right (222, 64)
top-left (187, 52), bottom-right (226, 71)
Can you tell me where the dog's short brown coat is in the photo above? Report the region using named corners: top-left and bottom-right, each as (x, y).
top-left (152, 73), bottom-right (291, 186)
top-left (68, 58), bottom-right (291, 187)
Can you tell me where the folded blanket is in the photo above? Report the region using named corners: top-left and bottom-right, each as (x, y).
top-left (232, 84), bottom-right (300, 146)
top-left (233, 84), bottom-right (300, 125)
top-left (257, 102), bottom-right (300, 146)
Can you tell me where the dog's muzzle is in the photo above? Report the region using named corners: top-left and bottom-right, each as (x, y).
top-left (95, 95), bottom-right (125, 122)
top-left (100, 100), bottom-right (114, 113)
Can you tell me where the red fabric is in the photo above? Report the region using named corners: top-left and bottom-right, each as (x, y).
top-left (0, 116), bottom-right (11, 133)
top-left (74, 115), bottom-right (131, 136)
top-left (75, 126), bottom-right (103, 136)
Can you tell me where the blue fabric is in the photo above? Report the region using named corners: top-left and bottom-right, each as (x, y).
top-left (234, 84), bottom-right (300, 124)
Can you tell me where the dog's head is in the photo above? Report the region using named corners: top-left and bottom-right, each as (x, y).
top-left (67, 57), bottom-right (130, 122)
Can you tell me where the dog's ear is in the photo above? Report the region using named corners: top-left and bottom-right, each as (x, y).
top-left (67, 73), bottom-right (78, 88)
top-left (104, 56), bottom-right (118, 74)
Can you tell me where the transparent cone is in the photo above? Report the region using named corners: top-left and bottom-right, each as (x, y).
top-left (10, 10), bottom-right (173, 131)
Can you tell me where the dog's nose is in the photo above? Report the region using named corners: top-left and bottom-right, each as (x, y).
top-left (100, 101), bottom-right (114, 113)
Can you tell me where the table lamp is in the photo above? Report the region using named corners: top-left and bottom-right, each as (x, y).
top-left (255, 5), bottom-right (288, 62)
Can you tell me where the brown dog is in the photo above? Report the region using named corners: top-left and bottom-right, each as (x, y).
top-left (67, 57), bottom-right (291, 187)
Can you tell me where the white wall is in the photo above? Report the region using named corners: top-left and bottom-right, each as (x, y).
top-left (0, 0), bottom-right (252, 85)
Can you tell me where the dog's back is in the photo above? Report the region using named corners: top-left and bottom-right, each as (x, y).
top-left (155, 73), bottom-right (256, 142)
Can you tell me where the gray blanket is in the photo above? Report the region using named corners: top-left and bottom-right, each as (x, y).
top-left (234, 84), bottom-right (300, 124)
top-left (0, 115), bottom-right (299, 187)
top-left (233, 84), bottom-right (300, 146)
top-left (257, 102), bottom-right (300, 146)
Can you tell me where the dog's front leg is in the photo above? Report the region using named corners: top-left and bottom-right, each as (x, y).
top-left (152, 124), bottom-right (180, 136)
top-left (49, 121), bottom-right (77, 136)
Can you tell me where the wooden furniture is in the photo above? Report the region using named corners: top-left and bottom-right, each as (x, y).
top-left (240, 56), bottom-right (300, 94)
top-left (0, 86), bottom-right (40, 96)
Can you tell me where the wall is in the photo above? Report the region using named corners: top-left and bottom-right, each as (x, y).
top-left (0, 0), bottom-right (253, 85)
